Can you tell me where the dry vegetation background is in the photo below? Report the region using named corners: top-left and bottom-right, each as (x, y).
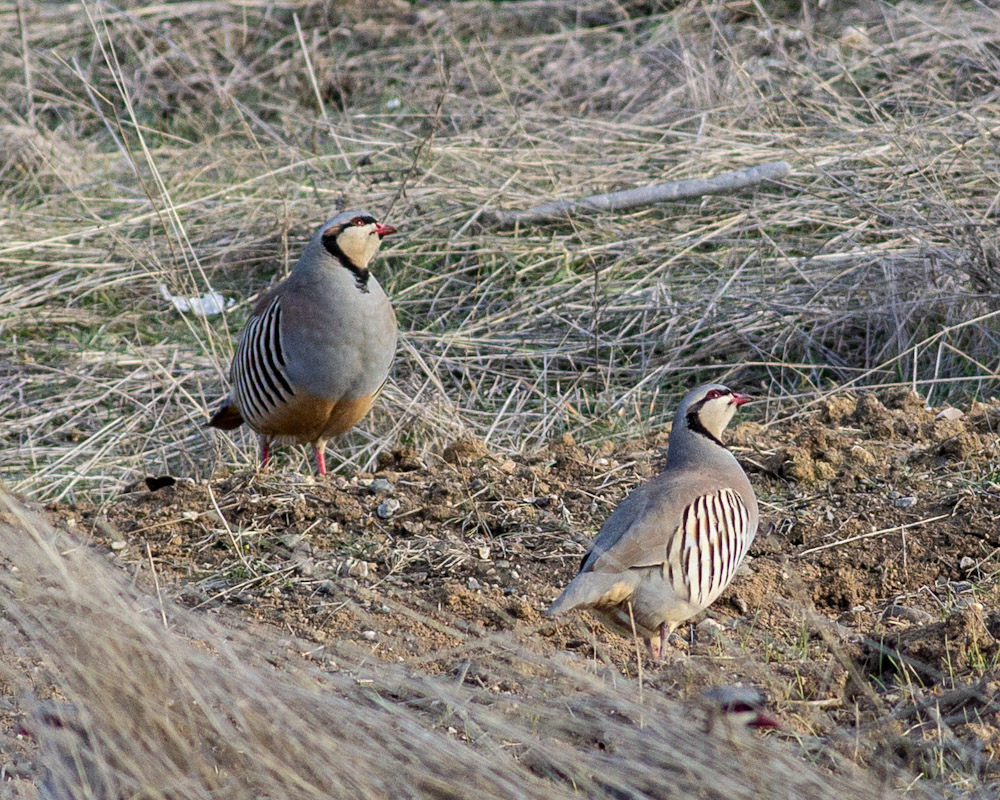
top-left (2, 0), bottom-right (1000, 798)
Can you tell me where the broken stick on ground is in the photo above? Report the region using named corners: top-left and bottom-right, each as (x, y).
top-left (480, 161), bottom-right (791, 228)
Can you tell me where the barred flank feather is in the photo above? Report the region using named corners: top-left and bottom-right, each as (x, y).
top-left (231, 296), bottom-right (295, 431)
top-left (669, 488), bottom-right (751, 609)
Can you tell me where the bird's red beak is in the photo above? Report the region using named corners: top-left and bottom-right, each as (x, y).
top-left (749, 711), bottom-right (781, 730)
top-left (730, 392), bottom-right (751, 407)
top-left (374, 222), bottom-right (396, 238)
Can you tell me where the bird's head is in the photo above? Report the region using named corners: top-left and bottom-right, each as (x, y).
top-left (319, 210), bottom-right (396, 271)
top-left (678, 383), bottom-right (751, 444)
top-left (702, 686), bottom-right (780, 738)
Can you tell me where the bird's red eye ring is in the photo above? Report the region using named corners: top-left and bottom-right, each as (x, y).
top-left (705, 389), bottom-right (725, 400)
top-left (350, 216), bottom-right (366, 226)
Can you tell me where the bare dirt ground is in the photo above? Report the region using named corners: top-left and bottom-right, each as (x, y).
top-left (7, 388), bottom-right (997, 794)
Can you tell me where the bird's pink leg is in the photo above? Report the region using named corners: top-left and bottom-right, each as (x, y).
top-left (260, 440), bottom-right (271, 469)
top-left (314, 445), bottom-right (327, 476)
top-left (657, 622), bottom-right (669, 662)
top-left (647, 637), bottom-right (661, 661)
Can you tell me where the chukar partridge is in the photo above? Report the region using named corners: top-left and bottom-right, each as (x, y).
top-left (702, 686), bottom-right (780, 738)
top-left (546, 383), bottom-right (758, 660)
top-left (18, 703), bottom-right (117, 800)
top-left (209, 210), bottom-right (397, 475)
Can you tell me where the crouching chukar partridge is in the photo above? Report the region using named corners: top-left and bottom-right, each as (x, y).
top-left (18, 702), bottom-right (118, 800)
top-left (209, 210), bottom-right (397, 475)
top-left (702, 686), bottom-right (780, 739)
top-left (546, 383), bottom-right (758, 660)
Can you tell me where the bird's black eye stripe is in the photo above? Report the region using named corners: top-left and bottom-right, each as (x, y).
top-left (321, 215), bottom-right (378, 238)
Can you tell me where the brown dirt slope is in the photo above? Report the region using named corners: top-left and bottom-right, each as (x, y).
top-left (4, 389), bottom-right (997, 796)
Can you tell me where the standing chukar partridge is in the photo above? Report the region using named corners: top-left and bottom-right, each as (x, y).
top-left (546, 383), bottom-right (758, 660)
top-left (209, 210), bottom-right (397, 475)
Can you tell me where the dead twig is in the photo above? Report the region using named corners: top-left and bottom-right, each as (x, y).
top-left (797, 514), bottom-right (950, 557)
top-left (479, 161), bottom-right (790, 228)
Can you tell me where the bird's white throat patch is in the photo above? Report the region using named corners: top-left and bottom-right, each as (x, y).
top-left (696, 395), bottom-right (739, 440)
top-left (335, 223), bottom-right (383, 269)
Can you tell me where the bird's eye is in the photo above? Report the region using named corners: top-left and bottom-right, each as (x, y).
top-left (350, 216), bottom-right (366, 226)
top-left (705, 389), bottom-right (724, 400)
top-left (725, 701), bottom-right (756, 714)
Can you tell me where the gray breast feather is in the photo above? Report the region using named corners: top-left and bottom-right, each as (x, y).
top-left (279, 271), bottom-right (397, 399)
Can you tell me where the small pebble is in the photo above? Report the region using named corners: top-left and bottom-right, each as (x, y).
top-left (881, 604), bottom-right (934, 625)
top-left (958, 556), bottom-right (976, 572)
top-left (280, 533), bottom-right (303, 548)
top-left (377, 498), bottom-right (401, 519)
top-left (697, 618), bottom-right (725, 634)
top-left (893, 495), bottom-right (917, 508)
top-left (735, 562), bottom-right (754, 578)
top-left (362, 630), bottom-right (377, 641)
top-left (478, 545), bottom-right (491, 560)
top-left (935, 407), bottom-right (964, 420)
top-left (368, 478), bottom-right (394, 495)
top-left (294, 557), bottom-right (315, 578)
top-left (467, 577), bottom-right (482, 591)
top-left (346, 560), bottom-right (375, 579)
top-left (110, 540), bottom-right (126, 551)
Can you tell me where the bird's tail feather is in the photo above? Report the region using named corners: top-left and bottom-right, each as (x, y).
top-left (208, 398), bottom-right (244, 430)
top-left (545, 571), bottom-right (642, 617)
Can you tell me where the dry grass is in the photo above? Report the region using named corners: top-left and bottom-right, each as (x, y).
top-left (1, 0), bottom-right (999, 500)
top-left (1, 0), bottom-right (1000, 797)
